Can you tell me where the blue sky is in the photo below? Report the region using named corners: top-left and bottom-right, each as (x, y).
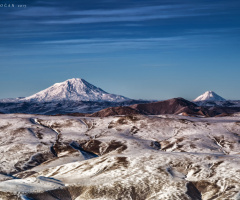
top-left (0, 0), bottom-right (240, 100)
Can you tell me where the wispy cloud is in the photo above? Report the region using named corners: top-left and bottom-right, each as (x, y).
top-left (39, 37), bottom-right (183, 45)
top-left (1, 33), bottom-right (226, 57)
top-left (14, 5), bottom-right (177, 17)
top-left (43, 13), bottom-right (207, 24)
top-left (9, 4), bottom-right (213, 24)
top-left (0, 36), bottom-right (185, 57)
top-left (1, 1), bottom-right (239, 56)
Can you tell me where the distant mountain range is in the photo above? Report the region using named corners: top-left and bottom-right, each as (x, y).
top-left (89, 97), bottom-right (240, 117)
top-left (0, 78), bottom-right (150, 114)
top-left (0, 78), bottom-right (240, 116)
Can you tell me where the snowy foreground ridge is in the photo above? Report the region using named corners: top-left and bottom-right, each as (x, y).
top-left (0, 113), bottom-right (240, 199)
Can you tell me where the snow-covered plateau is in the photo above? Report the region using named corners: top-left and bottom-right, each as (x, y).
top-left (0, 113), bottom-right (240, 199)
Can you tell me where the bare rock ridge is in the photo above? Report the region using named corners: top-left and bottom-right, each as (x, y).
top-left (89, 97), bottom-right (240, 117)
top-left (90, 98), bottom-right (198, 117)
top-left (129, 97), bottom-right (240, 117)
top-left (130, 97), bottom-right (198, 115)
top-left (90, 106), bottom-right (141, 117)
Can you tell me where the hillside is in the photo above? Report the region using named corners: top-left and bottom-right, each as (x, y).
top-left (0, 113), bottom-right (240, 199)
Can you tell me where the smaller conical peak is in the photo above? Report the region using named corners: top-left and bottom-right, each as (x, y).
top-left (193, 91), bottom-right (226, 102)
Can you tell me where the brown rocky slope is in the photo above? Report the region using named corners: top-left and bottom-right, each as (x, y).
top-left (87, 98), bottom-right (240, 117)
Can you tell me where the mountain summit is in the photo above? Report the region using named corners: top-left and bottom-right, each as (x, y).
top-left (23, 78), bottom-right (129, 102)
top-left (193, 91), bottom-right (226, 102)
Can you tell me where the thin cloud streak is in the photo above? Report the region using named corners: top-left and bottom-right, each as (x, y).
top-left (1, 33), bottom-right (226, 57)
top-left (9, 3), bottom-right (214, 25)
top-left (43, 13), bottom-right (210, 24)
top-left (0, 36), bottom-right (185, 57)
top-left (14, 5), bottom-right (180, 17)
top-left (39, 37), bottom-right (183, 45)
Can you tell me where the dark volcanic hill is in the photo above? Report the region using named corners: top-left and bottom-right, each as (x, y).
top-left (89, 106), bottom-right (141, 117)
top-left (86, 98), bottom-right (204, 117)
top-left (130, 98), bottom-right (199, 115)
top-left (87, 98), bottom-right (240, 117)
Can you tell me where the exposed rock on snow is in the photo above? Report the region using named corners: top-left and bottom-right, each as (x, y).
top-left (0, 113), bottom-right (240, 199)
top-left (90, 106), bottom-right (141, 117)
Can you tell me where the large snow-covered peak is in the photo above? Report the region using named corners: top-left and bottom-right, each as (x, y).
top-left (193, 91), bottom-right (226, 102)
top-left (23, 78), bottom-right (129, 102)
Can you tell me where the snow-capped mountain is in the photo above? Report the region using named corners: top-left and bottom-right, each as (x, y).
top-left (22, 78), bottom-right (129, 102)
top-left (193, 91), bottom-right (226, 102)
